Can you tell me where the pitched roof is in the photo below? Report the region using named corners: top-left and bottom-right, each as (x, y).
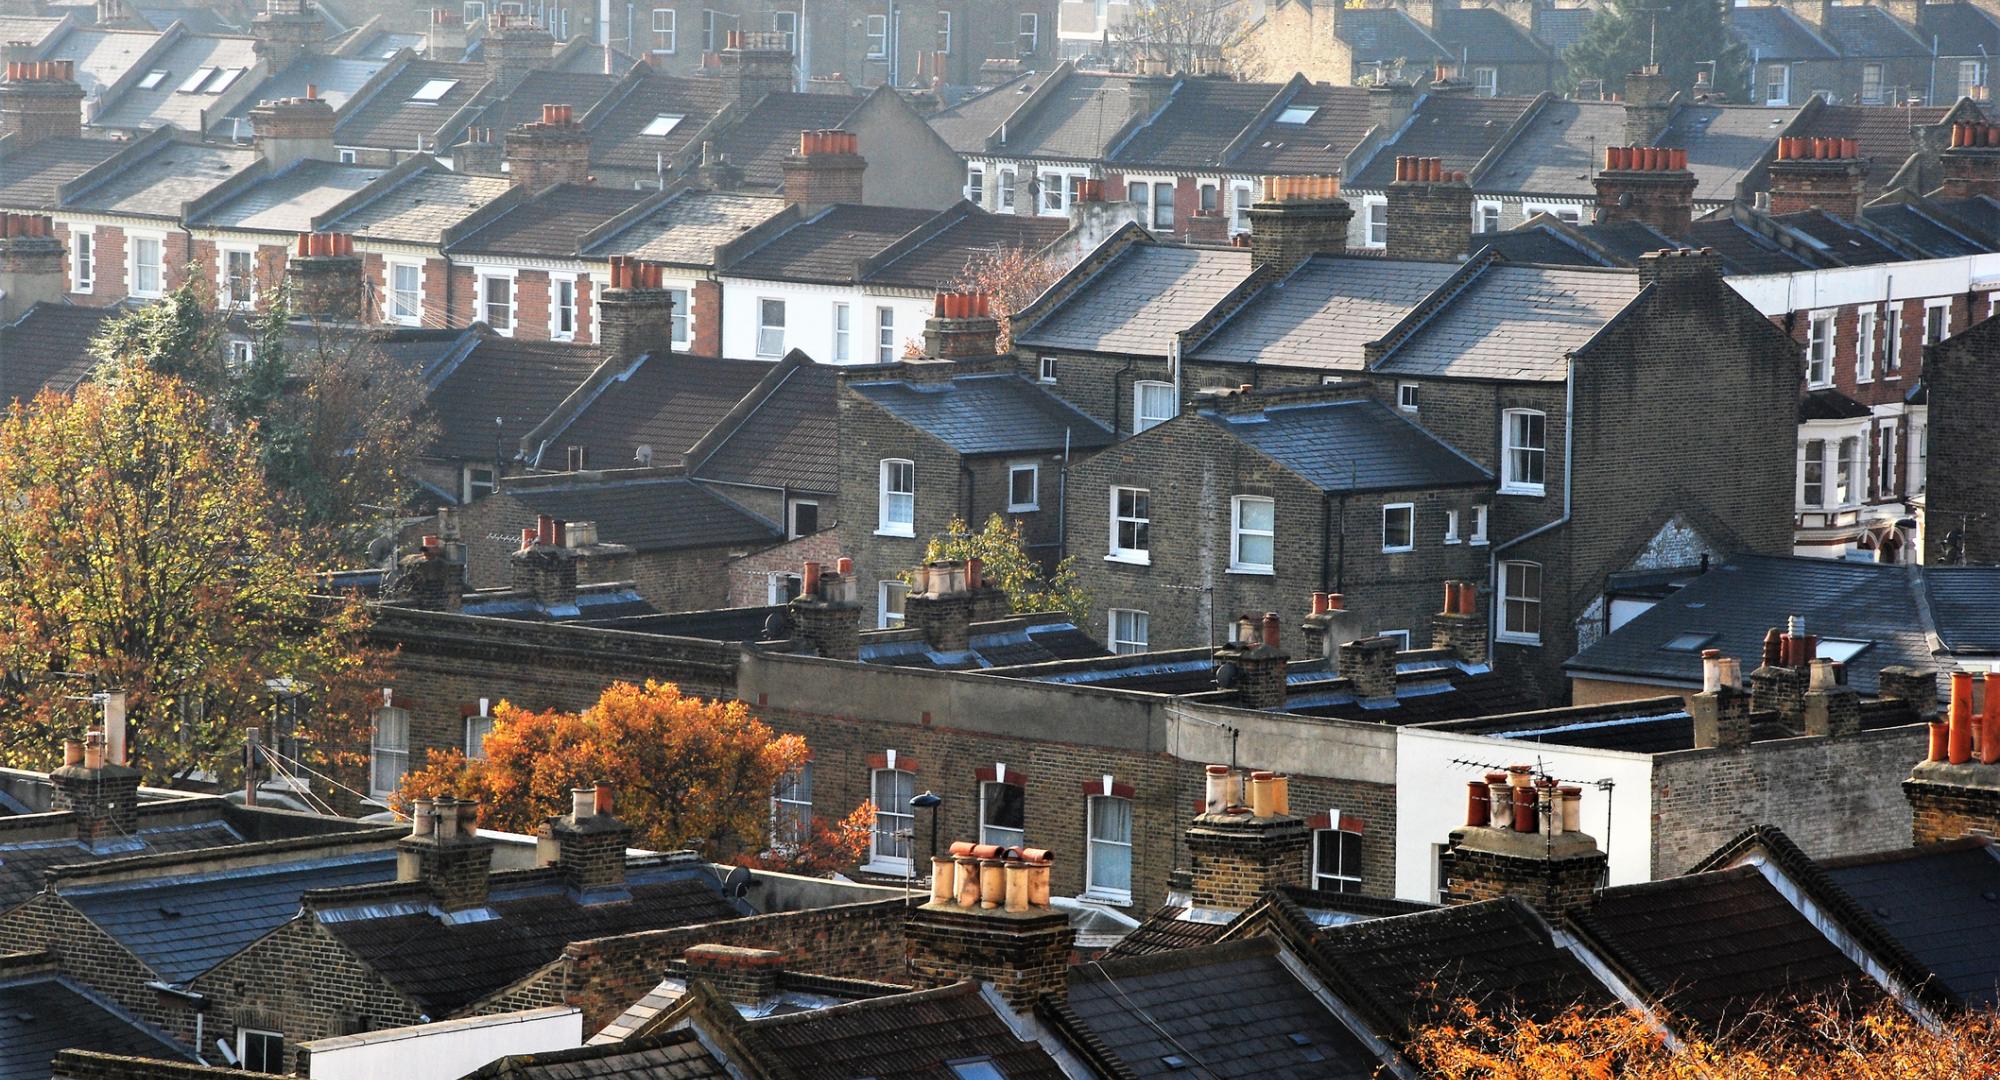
top-left (469, 1028), bottom-right (729, 1080)
top-left (1202, 398), bottom-right (1492, 492)
top-left (1335, 8), bottom-right (1449, 63)
top-left (0, 975), bottom-right (192, 1077)
top-left (931, 69), bottom-right (1146, 161)
top-left (325, 165), bottom-right (514, 243)
top-left (63, 138), bottom-right (256, 219)
top-left (0, 816), bottom-right (250, 913)
top-left (862, 209), bottom-right (1069, 290)
top-left (1657, 105), bottom-right (1794, 203)
top-left (208, 54), bottom-right (390, 137)
top-left (452, 67), bottom-right (620, 145)
top-left (1283, 660), bottom-right (1538, 724)
top-left (688, 356), bottom-right (840, 493)
top-left (721, 204), bottom-right (934, 285)
top-left (1790, 103), bottom-right (1951, 196)
top-left (707, 90), bottom-right (864, 189)
top-left (64, 849), bottom-right (397, 983)
top-left (1573, 865), bottom-right (1878, 1030)
top-left (531, 352), bottom-right (776, 470)
top-left (192, 159), bottom-right (391, 233)
top-left (1861, 200), bottom-right (1991, 256)
top-left (43, 27), bottom-right (163, 101)
top-left (585, 190), bottom-right (786, 266)
top-left (1919, 2), bottom-right (2000, 54)
top-left (850, 373), bottom-right (1114, 455)
top-left (1352, 93), bottom-right (1541, 188)
top-left (90, 32), bottom-right (258, 131)
top-left (1564, 554), bottom-right (1942, 697)
top-left (1922, 567), bottom-right (2000, 654)
top-left (335, 58), bottom-right (486, 152)
top-left (1819, 840), bottom-right (2000, 1006)
top-left (1113, 76), bottom-right (1285, 169)
top-left (321, 864), bottom-right (747, 1017)
top-left (423, 334), bottom-right (603, 461)
top-left (1190, 254), bottom-right (1455, 369)
top-left (0, 135), bottom-right (123, 211)
top-left (1104, 904), bottom-right (1232, 958)
top-left (715, 980), bottom-right (1069, 1080)
top-left (859, 616), bottom-right (1109, 671)
top-left (0, 302), bottom-right (114, 406)
top-left (1728, 6), bottom-right (1839, 59)
top-left (1823, 4), bottom-right (1928, 55)
top-left (1478, 99), bottom-right (1625, 198)
top-left (1062, 938), bottom-right (1384, 1079)
top-left (1532, 6), bottom-right (1597, 52)
top-left (1437, 6), bottom-right (1553, 64)
top-left (1017, 242), bottom-right (1255, 357)
top-left (502, 474), bottom-right (781, 551)
top-left (447, 183), bottom-right (651, 258)
top-left (1229, 83), bottom-right (1375, 175)
top-left (581, 72), bottom-right (731, 174)
top-left (1371, 263), bottom-right (1643, 380)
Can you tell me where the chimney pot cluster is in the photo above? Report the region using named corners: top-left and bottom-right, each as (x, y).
top-left (1262, 174), bottom-right (1341, 202)
top-left (1441, 580), bottom-right (1477, 615)
top-left (1926, 671), bottom-right (2000, 766)
top-left (2, 60), bottom-right (75, 81)
top-left (0, 212), bottom-right (52, 237)
top-left (1463, 765), bottom-right (1580, 836)
top-left (1700, 647), bottom-right (1744, 691)
top-left (932, 292), bottom-right (992, 319)
top-left (797, 129), bottom-right (859, 157)
top-left (1392, 157), bottom-right (1464, 183)
top-left (1603, 145), bottom-right (1689, 171)
top-left (1074, 178), bottom-right (1104, 204)
top-left (533, 102), bottom-right (578, 128)
top-left (1949, 123), bottom-right (2000, 148)
top-left (1776, 136), bottom-right (1860, 161)
top-left (1761, 618), bottom-right (1818, 668)
top-left (930, 840), bottom-right (1053, 913)
top-left (294, 231), bottom-right (354, 257)
top-left (607, 255), bottom-right (665, 289)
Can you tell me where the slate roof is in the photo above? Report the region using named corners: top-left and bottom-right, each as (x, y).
top-left (0, 135), bottom-right (123, 210)
top-left (469, 1028), bottom-right (729, 1080)
top-left (0, 16), bottom-right (62, 46)
top-left (1861, 201), bottom-right (1989, 256)
top-left (585, 190), bottom-right (786, 266)
top-left (1573, 866), bottom-right (1878, 1030)
top-left (533, 353), bottom-right (775, 470)
top-left (326, 166), bottom-right (514, 243)
top-left (63, 849), bottom-right (397, 983)
top-left (1728, 6), bottom-right (1839, 59)
top-left (1474, 223), bottom-right (1611, 266)
top-left (447, 183), bottom-right (651, 258)
top-left (1063, 938), bottom-right (1383, 1079)
top-left (1283, 662), bottom-right (1538, 724)
top-left (1104, 905), bottom-right (1231, 958)
top-left (424, 335), bottom-right (603, 461)
top-left (707, 90), bottom-right (864, 189)
top-left (1565, 554), bottom-right (1940, 698)
top-left (1438, 6), bottom-right (1552, 64)
top-left (1823, 4), bottom-right (1927, 55)
top-left (1801, 386), bottom-right (1876, 421)
top-left (1790, 104), bottom-right (1950, 196)
top-left (1114, 76), bottom-right (1282, 169)
top-left (91, 33), bottom-right (257, 131)
top-left (1657, 105), bottom-right (1793, 203)
top-left (0, 976), bottom-right (191, 1077)
top-left (451, 68), bottom-right (620, 147)
top-left (850, 373), bottom-right (1115, 455)
top-left (503, 475), bottom-right (780, 552)
top-left (1922, 567), bottom-right (2000, 654)
top-left (1371, 263), bottom-right (1643, 380)
top-left (1205, 397), bottom-right (1490, 492)
top-left (582, 72), bottom-right (731, 174)
top-left (0, 818), bottom-right (245, 913)
top-left (0, 302), bottom-right (114, 405)
top-left (1533, 6), bottom-right (1597, 53)
top-left (1920, 2), bottom-right (2000, 55)
top-left (322, 865), bottom-right (748, 1017)
top-left (64, 139), bottom-right (256, 219)
top-left (863, 209), bottom-right (1069, 290)
top-left (1352, 94), bottom-right (1540, 188)
top-left (1309, 898), bottom-right (1614, 1039)
top-left (689, 357), bottom-right (840, 493)
top-left (715, 979), bottom-right (1069, 1080)
top-left (1335, 8), bottom-right (1449, 64)
top-left (1018, 242), bottom-right (1255, 357)
top-left (722, 204), bottom-right (934, 285)
top-left (1192, 254), bottom-right (1456, 369)
top-left (43, 28), bottom-right (161, 101)
top-left (860, 618), bottom-right (1109, 671)
top-left (336, 58), bottom-right (486, 152)
top-left (192, 159), bottom-right (391, 233)
top-left (932, 70), bottom-right (1145, 162)
top-left (209, 55), bottom-right (390, 137)
top-left (1231, 83), bottom-right (1375, 175)
top-left (1683, 214), bottom-right (1820, 273)
top-left (1819, 840), bottom-right (2000, 1006)
top-left (1479, 99), bottom-right (1623, 198)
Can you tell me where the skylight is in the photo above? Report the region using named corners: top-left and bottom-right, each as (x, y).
top-left (203, 67), bottom-right (243, 93)
top-left (136, 69), bottom-right (168, 90)
top-left (177, 66), bottom-right (216, 93)
top-left (1661, 631), bottom-right (1716, 652)
top-left (1817, 638), bottom-right (1873, 663)
top-left (1276, 105), bottom-right (1318, 124)
top-left (947, 1062), bottom-right (1006, 1080)
top-left (640, 113), bottom-right (684, 136)
top-left (411, 78), bottom-right (459, 102)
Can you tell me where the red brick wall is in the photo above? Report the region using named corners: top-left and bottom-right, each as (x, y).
top-left (727, 530), bottom-right (844, 608)
top-left (692, 279), bottom-right (722, 357)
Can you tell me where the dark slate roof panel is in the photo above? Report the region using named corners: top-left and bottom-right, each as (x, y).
top-left (0, 302), bottom-right (115, 405)
top-left (1018, 243), bottom-right (1255, 357)
top-left (471, 1028), bottom-right (730, 1079)
top-left (1351, 94), bottom-right (1538, 188)
top-left (985, 72), bottom-right (1144, 162)
top-left (1863, 202), bottom-right (1989, 256)
top-left (1923, 567), bottom-right (2000, 654)
top-left (851, 373), bottom-right (1114, 454)
top-left (707, 91), bottom-right (863, 189)
top-left (0, 135), bottom-right (124, 210)
top-left (328, 168), bottom-right (515, 243)
top-left (1657, 105), bottom-right (1794, 204)
top-left (1728, 7), bottom-right (1838, 59)
top-left (335, 58), bottom-right (486, 151)
top-left (1801, 386), bottom-right (1876, 421)
top-left (1824, 4), bottom-right (1927, 55)
top-left (505, 476), bottom-right (781, 551)
top-left (1114, 77), bottom-right (1282, 169)
top-left (1189, 255), bottom-right (1456, 369)
top-left (1437, 6), bottom-right (1551, 63)
top-left (545, 353), bottom-right (774, 470)
top-left (1565, 554), bottom-right (1938, 697)
top-left (1205, 398), bottom-right (1491, 492)
top-left (209, 55), bottom-right (392, 136)
top-left (448, 183), bottom-right (651, 258)
top-left (65, 140), bottom-right (257, 219)
top-left (1231, 83), bottom-right (1375, 175)
top-left (0, 818), bottom-right (244, 913)
top-left (424, 335), bottom-right (604, 461)
top-left (1821, 841), bottom-right (2000, 1006)
top-left (585, 191), bottom-right (786, 266)
top-left (691, 359), bottom-right (840, 493)
top-left (1574, 865), bottom-right (1877, 1029)
top-left (1474, 225), bottom-right (1613, 266)
top-left (1683, 216), bottom-right (1819, 273)
top-left (1284, 665), bottom-right (1538, 724)
top-left (457, 68), bottom-right (620, 143)
top-left (863, 211), bottom-right (1069, 290)
top-left (65, 850), bottom-right (398, 983)
top-left (584, 73), bottom-right (732, 173)
top-left (723, 204), bottom-right (934, 285)
top-left (1919, 2), bottom-right (2000, 54)
top-left (1103, 905), bottom-right (1230, 958)
top-left (1480, 99), bottom-right (1625, 198)
top-left (1772, 209), bottom-right (1907, 264)
top-left (724, 980), bottom-right (1069, 1080)
top-left (1371, 264), bottom-right (1643, 380)
top-left (1533, 7), bottom-right (1597, 52)
top-left (1065, 938), bottom-right (1382, 1079)
top-left (1335, 8), bottom-right (1449, 64)
top-left (0, 977), bottom-right (190, 1077)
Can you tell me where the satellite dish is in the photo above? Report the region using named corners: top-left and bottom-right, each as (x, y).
top-left (1215, 662), bottom-right (1239, 690)
top-left (634, 444), bottom-right (654, 466)
top-left (761, 612), bottom-right (790, 641)
top-left (722, 865), bottom-right (752, 899)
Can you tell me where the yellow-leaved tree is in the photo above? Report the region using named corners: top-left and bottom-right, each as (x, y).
top-left (919, 514), bottom-right (1088, 626)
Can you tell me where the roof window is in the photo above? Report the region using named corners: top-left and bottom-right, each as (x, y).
top-left (136, 69), bottom-right (168, 89)
top-left (640, 113), bottom-right (684, 136)
top-left (411, 78), bottom-right (459, 102)
top-left (1661, 631), bottom-right (1717, 652)
top-left (1817, 637), bottom-right (1873, 663)
top-left (177, 66), bottom-right (216, 93)
top-left (203, 67), bottom-right (244, 93)
top-left (1276, 105), bottom-right (1318, 124)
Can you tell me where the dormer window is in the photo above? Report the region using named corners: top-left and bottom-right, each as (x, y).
top-left (640, 113), bottom-right (683, 136)
top-left (411, 78), bottom-right (459, 102)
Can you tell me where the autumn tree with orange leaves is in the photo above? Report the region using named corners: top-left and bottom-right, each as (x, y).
top-left (397, 680), bottom-right (873, 871)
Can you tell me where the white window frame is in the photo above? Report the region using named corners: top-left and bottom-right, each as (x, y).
top-left (1038, 169), bottom-right (1086, 217)
top-left (1834, 434), bottom-right (1862, 506)
top-left (1802, 438), bottom-right (1826, 508)
top-left (651, 6), bottom-right (676, 52)
top-left (1038, 355), bottom-right (1057, 383)
top-left (1444, 508), bottom-right (1460, 544)
top-left (1109, 608), bottom-right (1149, 654)
top-left (866, 13), bottom-right (888, 57)
top-left (1133, 380), bottom-right (1174, 433)
top-left (1856, 308), bottom-right (1876, 383)
top-left (1498, 560), bottom-right (1542, 645)
top-left (369, 706), bottom-right (409, 799)
top-left (236, 1028), bottom-right (284, 1073)
top-left (866, 766), bottom-right (915, 871)
top-left (463, 464), bottom-right (497, 502)
top-left (1878, 423), bottom-right (1898, 500)
top-left (1381, 502), bottom-right (1414, 552)
top-left (936, 9), bottom-right (951, 53)
top-left (1379, 629), bottom-right (1411, 649)
top-left (551, 276), bottom-right (577, 340)
top-left (1084, 793), bottom-right (1133, 905)
top-left (1108, 486), bottom-right (1151, 564)
top-left (757, 297), bottom-right (786, 358)
top-left (70, 227), bottom-right (92, 291)
top-left (879, 580), bottom-right (909, 628)
top-left (1471, 65), bottom-right (1498, 96)
top-left (876, 305), bottom-right (896, 363)
top-left (1018, 11), bottom-right (1039, 55)
top-left (128, 232), bottom-right (165, 299)
top-left (878, 458), bottom-right (915, 536)
top-left (1764, 63), bottom-right (1790, 106)
top-left (1007, 462), bottom-right (1039, 512)
top-left (979, 779), bottom-right (1024, 849)
top-left (478, 271), bottom-right (516, 336)
top-left (965, 163), bottom-right (985, 205)
top-left (1229, 180), bottom-right (1254, 234)
top-left (1230, 495), bottom-right (1275, 574)
top-left (772, 9), bottom-right (796, 53)
top-left (771, 761), bottom-right (811, 852)
top-left (1397, 381), bottom-right (1419, 412)
top-left (831, 301), bottom-right (851, 362)
top-left (1806, 309), bottom-right (1833, 388)
top-left (1963, 59), bottom-right (1988, 94)
top-left (338, 147), bottom-right (359, 163)
top-left (1861, 62), bottom-right (1884, 104)
top-left (1925, 299), bottom-right (1951, 346)
top-left (1363, 197), bottom-right (1387, 248)
top-left (1126, 175), bottom-right (1174, 231)
top-left (388, 261), bottom-right (422, 325)
top-left (1500, 408), bottom-right (1547, 496)
top-left (1476, 200), bottom-right (1502, 234)
top-left (217, 246), bottom-right (256, 308)
top-left (465, 699), bottom-right (493, 760)
top-left (1885, 301), bottom-right (1903, 373)
top-left (1313, 823), bottom-right (1363, 892)
top-left (997, 166), bottom-right (1017, 212)
top-left (667, 286), bottom-right (690, 346)
top-left (1470, 503), bottom-right (1488, 545)
top-left (228, 338), bottom-right (254, 373)
top-left (788, 498), bottom-right (819, 539)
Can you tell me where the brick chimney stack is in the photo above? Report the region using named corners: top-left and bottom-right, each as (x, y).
top-left (599, 257), bottom-right (676, 364)
top-left (1634, 245), bottom-right (1724, 294)
top-left (923, 291), bottom-right (1001, 360)
top-left (1903, 671), bottom-right (2000, 844)
top-left (393, 529), bottom-right (467, 612)
top-left (903, 559), bottom-right (1006, 654)
top-left (250, 90), bottom-right (337, 172)
top-left (251, 0), bottom-right (325, 69)
top-left (1692, 647), bottom-right (1751, 749)
top-left (452, 124), bottom-right (501, 175)
top-left (0, 57), bottom-right (84, 147)
top-left (697, 140), bottom-right (744, 192)
top-left (1247, 175), bottom-right (1352, 271)
top-left (1621, 65), bottom-right (1676, 146)
top-left (1300, 592), bottom-right (1356, 661)
top-left (1747, 616), bottom-right (1815, 725)
top-left (1939, 122), bottom-right (2000, 199)
top-left (0, 213), bottom-right (65, 325)
top-left (782, 129), bottom-right (866, 208)
top-left (1386, 157), bottom-right (1473, 262)
top-left (906, 842), bottom-right (1072, 1009)
top-left (1441, 765), bottom-right (1605, 920)
top-left (50, 729), bottom-right (143, 852)
top-left (1593, 145), bottom-right (1698, 238)
top-left (1767, 136), bottom-right (1870, 218)
top-left (1368, 80), bottom-right (1419, 137)
top-left (787, 558), bottom-right (861, 660)
top-left (682, 945), bottom-right (787, 1006)
top-left (427, 7), bottom-right (468, 58)
top-left (288, 231), bottom-right (368, 320)
top-left (483, 11), bottom-right (557, 93)
top-left (1878, 666), bottom-right (1940, 721)
top-left (397, 796), bottom-right (498, 912)
top-left (1186, 767), bottom-right (1309, 914)
top-left (1802, 657), bottom-right (1861, 737)
top-left (1214, 613), bottom-right (1290, 709)
top-left (1430, 580), bottom-right (1488, 665)
top-left (551, 783), bottom-right (633, 900)
top-left (718, 30), bottom-right (795, 105)
top-left (506, 104), bottom-right (592, 194)
top-left (1335, 635), bottom-right (1400, 703)
top-left (511, 514), bottom-right (582, 609)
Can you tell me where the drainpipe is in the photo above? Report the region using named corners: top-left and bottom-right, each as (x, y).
top-left (1931, 36), bottom-right (1939, 107)
top-left (1057, 426), bottom-right (1071, 562)
top-left (1490, 356), bottom-right (1576, 617)
top-left (1320, 490), bottom-right (1333, 592)
top-left (1334, 491), bottom-right (1348, 592)
top-left (960, 459), bottom-right (976, 526)
top-left (1113, 356), bottom-right (1135, 435)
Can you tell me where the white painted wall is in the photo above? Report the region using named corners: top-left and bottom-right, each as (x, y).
top-left (300, 1007), bottom-right (583, 1080)
top-left (1727, 253), bottom-right (2000, 316)
top-left (718, 278), bottom-right (932, 364)
top-left (1394, 727), bottom-right (1657, 903)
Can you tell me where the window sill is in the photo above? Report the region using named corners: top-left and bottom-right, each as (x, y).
top-left (1227, 565), bottom-right (1275, 576)
top-left (1499, 485), bottom-right (1545, 498)
top-left (1382, 545), bottom-right (1413, 554)
top-left (1105, 552), bottom-right (1151, 566)
top-left (859, 860), bottom-right (913, 876)
top-left (875, 528), bottom-right (916, 539)
top-left (1008, 505), bottom-right (1039, 514)
top-left (1444, 537), bottom-right (1461, 545)
top-left (1078, 890), bottom-right (1132, 909)
top-left (1496, 633), bottom-right (1542, 647)
top-left (1470, 538), bottom-right (1489, 547)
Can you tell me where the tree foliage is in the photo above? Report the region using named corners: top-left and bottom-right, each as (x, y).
top-left (1113, 0), bottom-right (1245, 75)
top-left (91, 271), bottom-right (434, 560)
top-left (919, 514), bottom-right (1089, 626)
top-left (1562, 0), bottom-right (1747, 100)
top-left (950, 247), bottom-right (1070, 352)
top-left (0, 365), bottom-right (378, 783)
top-left (397, 680), bottom-right (870, 868)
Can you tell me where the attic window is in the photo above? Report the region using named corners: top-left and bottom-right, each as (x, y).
top-left (947, 1063), bottom-right (1006, 1080)
top-left (136, 69), bottom-right (168, 89)
top-left (1661, 631), bottom-right (1716, 652)
top-left (1817, 637), bottom-right (1873, 663)
top-left (177, 66), bottom-right (217, 93)
top-left (203, 67), bottom-right (244, 93)
top-left (641, 113), bottom-right (684, 136)
top-left (1276, 105), bottom-right (1318, 124)
top-left (411, 78), bottom-right (459, 102)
